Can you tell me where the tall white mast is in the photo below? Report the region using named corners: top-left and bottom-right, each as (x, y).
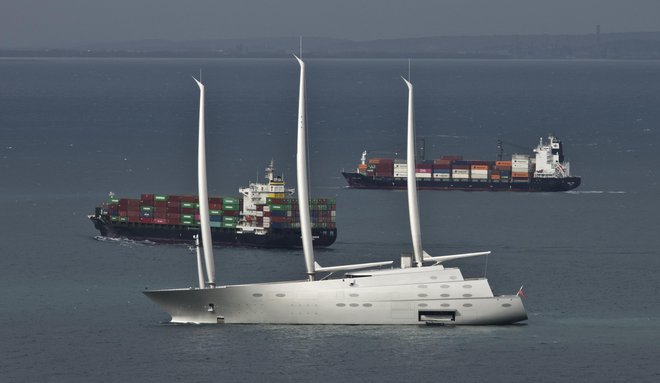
top-left (403, 78), bottom-right (423, 267)
top-left (294, 55), bottom-right (316, 281)
top-left (194, 235), bottom-right (205, 289)
top-left (193, 77), bottom-right (216, 287)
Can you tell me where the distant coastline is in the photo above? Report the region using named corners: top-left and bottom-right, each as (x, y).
top-left (3, 31), bottom-right (660, 59)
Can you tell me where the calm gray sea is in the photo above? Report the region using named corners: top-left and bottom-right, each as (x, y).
top-left (1, 58), bottom-right (659, 382)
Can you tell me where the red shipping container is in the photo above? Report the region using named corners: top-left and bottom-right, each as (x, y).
top-left (139, 217), bottom-right (154, 223)
top-left (154, 200), bottom-right (167, 208)
top-left (154, 218), bottom-right (168, 224)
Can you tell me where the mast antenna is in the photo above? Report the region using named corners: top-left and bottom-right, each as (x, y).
top-left (408, 59), bottom-right (411, 82)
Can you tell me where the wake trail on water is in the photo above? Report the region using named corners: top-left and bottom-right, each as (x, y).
top-left (565, 190), bottom-right (626, 194)
top-left (94, 235), bottom-right (157, 247)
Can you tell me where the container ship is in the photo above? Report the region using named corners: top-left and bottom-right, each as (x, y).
top-left (342, 136), bottom-right (581, 192)
top-left (89, 162), bottom-right (337, 248)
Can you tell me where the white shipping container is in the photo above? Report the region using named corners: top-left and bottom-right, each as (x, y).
top-left (394, 163), bottom-right (408, 168)
top-left (394, 172), bottom-right (408, 178)
top-left (471, 174), bottom-right (488, 179)
top-left (416, 173), bottom-right (432, 178)
top-left (433, 173), bottom-right (451, 179)
top-left (471, 169), bottom-right (488, 175)
top-left (452, 169), bottom-right (469, 174)
top-left (452, 173), bottom-right (470, 179)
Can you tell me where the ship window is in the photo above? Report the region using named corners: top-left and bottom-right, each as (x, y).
top-left (362, 303), bottom-right (373, 307)
top-left (336, 303), bottom-right (346, 307)
top-left (502, 303), bottom-right (512, 308)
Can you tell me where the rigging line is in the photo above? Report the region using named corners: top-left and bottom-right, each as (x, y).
top-left (483, 251), bottom-right (489, 278)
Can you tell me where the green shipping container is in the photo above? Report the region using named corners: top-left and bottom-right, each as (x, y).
top-left (223, 216), bottom-right (238, 223)
top-left (181, 202), bottom-right (196, 208)
top-left (223, 197), bottom-right (239, 204)
top-left (155, 195), bottom-right (168, 201)
top-left (210, 221), bottom-right (222, 228)
top-left (209, 210), bottom-right (222, 215)
top-left (222, 204), bottom-right (239, 211)
top-left (141, 206), bottom-right (154, 212)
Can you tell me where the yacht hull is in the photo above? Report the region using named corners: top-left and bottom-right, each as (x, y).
top-left (144, 266), bottom-right (527, 325)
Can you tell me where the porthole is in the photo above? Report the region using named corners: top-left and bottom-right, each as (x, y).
top-left (441, 303), bottom-right (450, 307)
top-left (441, 284), bottom-right (450, 289)
top-left (349, 293), bottom-right (359, 297)
top-left (417, 285), bottom-right (428, 289)
top-left (441, 294), bottom-right (450, 297)
top-left (275, 293), bottom-right (286, 298)
top-left (363, 303), bottom-right (373, 307)
top-left (336, 303), bottom-right (346, 307)
top-left (418, 293), bottom-right (428, 298)
top-left (463, 285), bottom-right (472, 289)
top-left (349, 303), bottom-right (359, 307)
top-left (252, 293), bottom-right (263, 298)
top-left (418, 303), bottom-right (428, 307)
top-left (463, 294), bottom-right (473, 298)
top-left (502, 303), bottom-right (512, 308)
top-left (430, 276), bottom-right (438, 280)
top-left (463, 303), bottom-right (473, 307)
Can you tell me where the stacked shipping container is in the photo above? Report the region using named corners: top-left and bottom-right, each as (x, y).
top-left (262, 198), bottom-right (336, 230)
top-left (103, 194), bottom-right (335, 230)
top-left (357, 156), bottom-right (535, 182)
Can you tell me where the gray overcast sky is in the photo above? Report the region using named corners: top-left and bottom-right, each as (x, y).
top-left (2, 0), bottom-right (660, 48)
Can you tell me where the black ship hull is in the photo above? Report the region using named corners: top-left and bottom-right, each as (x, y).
top-left (342, 172), bottom-right (581, 192)
top-left (90, 217), bottom-right (337, 249)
